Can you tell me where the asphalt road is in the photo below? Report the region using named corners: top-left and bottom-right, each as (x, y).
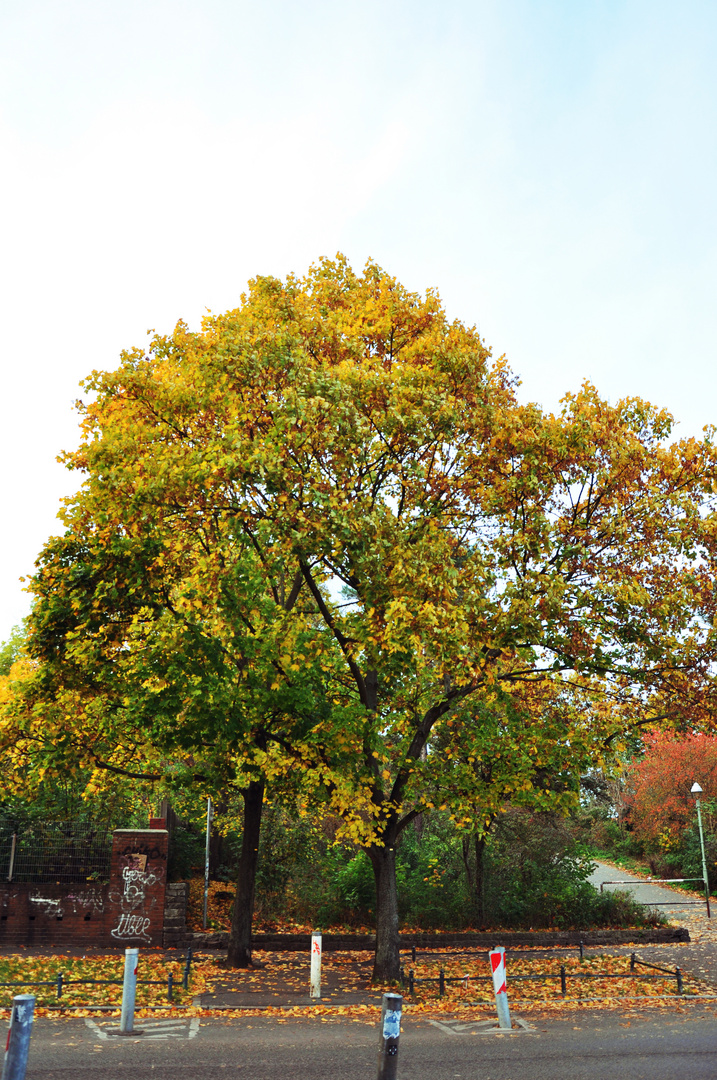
top-left (21, 1011), bottom-right (717, 1080)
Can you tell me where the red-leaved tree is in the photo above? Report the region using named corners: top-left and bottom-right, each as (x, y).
top-left (626, 732), bottom-right (717, 849)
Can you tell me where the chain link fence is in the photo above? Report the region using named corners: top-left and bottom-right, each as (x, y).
top-left (0, 822), bottom-right (113, 885)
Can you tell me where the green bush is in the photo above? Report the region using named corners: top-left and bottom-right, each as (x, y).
top-left (182, 800), bottom-right (659, 931)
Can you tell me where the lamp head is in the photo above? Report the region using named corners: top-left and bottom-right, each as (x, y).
top-left (691, 782), bottom-right (703, 794)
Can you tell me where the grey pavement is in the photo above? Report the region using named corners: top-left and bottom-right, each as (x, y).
top-left (198, 951), bottom-right (380, 1008)
top-left (21, 1009), bottom-right (717, 1079)
top-left (589, 860), bottom-right (709, 919)
top-left (589, 859), bottom-right (717, 993)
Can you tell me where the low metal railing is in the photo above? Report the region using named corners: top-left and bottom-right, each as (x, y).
top-left (0, 949), bottom-right (194, 1005)
top-left (404, 949), bottom-right (685, 998)
top-left (599, 877), bottom-right (708, 908)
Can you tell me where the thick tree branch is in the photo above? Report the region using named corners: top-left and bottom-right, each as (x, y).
top-left (299, 560), bottom-right (369, 707)
top-left (602, 713), bottom-right (673, 748)
top-left (89, 756), bottom-right (165, 781)
top-left (284, 569), bottom-right (303, 612)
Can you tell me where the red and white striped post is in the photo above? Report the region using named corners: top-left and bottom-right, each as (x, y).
top-left (489, 947), bottom-right (512, 1030)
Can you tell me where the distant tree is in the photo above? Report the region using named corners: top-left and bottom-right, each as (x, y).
top-left (625, 732), bottom-right (717, 849)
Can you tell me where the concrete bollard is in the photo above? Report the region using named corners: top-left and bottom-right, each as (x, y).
top-left (377, 992), bottom-right (402, 1080)
top-left (310, 933), bottom-right (322, 999)
top-left (2, 994), bottom-right (35, 1080)
top-left (118, 948), bottom-right (143, 1036)
top-left (489, 947), bottom-right (512, 1030)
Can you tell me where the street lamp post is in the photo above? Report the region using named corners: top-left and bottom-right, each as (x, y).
top-left (202, 797), bottom-right (213, 931)
top-left (691, 783), bottom-right (711, 919)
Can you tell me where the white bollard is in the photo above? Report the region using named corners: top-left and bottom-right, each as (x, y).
top-left (310, 932), bottom-right (322, 999)
top-left (118, 947), bottom-right (143, 1035)
top-left (2, 994), bottom-right (35, 1080)
top-left (489, 947), bottom-right (512, 1030)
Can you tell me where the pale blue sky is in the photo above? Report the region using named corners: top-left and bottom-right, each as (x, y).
top-left (2, 0), bottom-right (716, 641)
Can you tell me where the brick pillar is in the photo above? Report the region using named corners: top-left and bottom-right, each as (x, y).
top-left (163, 882), bottom-right (190, 948)
top-left (106, 829), bottom-right (168, 948)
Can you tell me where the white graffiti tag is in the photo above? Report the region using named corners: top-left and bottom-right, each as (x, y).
top-left (66, 889), bottom-right (105, 914)
top-left (29, 894), bottom-right (64, 917)
top-left (110, 912), bottom-right (152, 942)
top-left (121, 867), bottom-right (160, 908)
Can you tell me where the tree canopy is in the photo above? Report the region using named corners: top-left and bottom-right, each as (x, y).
top-left (5, 254), bottom-right (717, 979)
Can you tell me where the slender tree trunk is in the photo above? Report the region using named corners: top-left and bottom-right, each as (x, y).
top-left (208, 796), bottom-right (228, 878)
top-left (413, 745), bottom-right (429, 842)
top-left (368, 841), bottom-right (401, 983)
top-left (227, 779), bottom-right (265, 967)
top-left (474, 834), bottom-right (487, 928)
top-left (461, 836), bottom-right (475, 896)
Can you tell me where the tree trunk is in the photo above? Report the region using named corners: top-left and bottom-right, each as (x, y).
top-left (368, 842), bottom-right (401, 983)
top-left (474, 834), bottom-right (487, 928)
top-left (208, 796), bottom-right (228, 878)
top-left (413, 745), bottom-right (428, 842)
top-left (227, 779), bottom-right (264, 967)
top-left (461, 836), bottom-right (474, 896)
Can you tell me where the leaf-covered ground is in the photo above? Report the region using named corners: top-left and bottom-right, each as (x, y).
top-left (0, 953), bottom-right (213, 1011)
top-left (0, 947), bottom-right (712, 1019)
top-left (407, 951), bottom-right (701, 1003)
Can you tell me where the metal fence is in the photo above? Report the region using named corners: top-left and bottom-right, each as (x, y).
top-left (0, 822), bottom-right (114, 885)
top-left (0, 951), bottom-right (194, 1007)
top-left (599, 876), bottom-right (710, 914)
top-left (403, 949), bottom-right (685, 999)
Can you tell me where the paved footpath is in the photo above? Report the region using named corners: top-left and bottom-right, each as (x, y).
top-left (21, 1008), bottom-right (717, 1079)
top-left (589, 859), bottom-right (717, 990)
top-left (589, 860), bottom-right (711, 918)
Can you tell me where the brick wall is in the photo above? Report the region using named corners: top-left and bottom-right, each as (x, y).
top-left (0, 881), bottom-right (108, 947)
top-left (0, 828), bottom-right (168, 949)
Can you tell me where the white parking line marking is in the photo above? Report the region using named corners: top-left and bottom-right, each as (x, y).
top-left (427, 1017), bottom-right (536, 1035)
top-left (84, 1017), bottom-right (199, 1041)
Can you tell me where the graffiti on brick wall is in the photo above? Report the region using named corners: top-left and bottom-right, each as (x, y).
top-left (121, 866), bottom-right (162, 906)
top-left (109, 849), bottom-right (165, 943)
top-left (29, 893), bottom-right (64, 917)
top-left (65, 888), bottom-right (105, 914)
top-left (109, 860), bottom-right (163, 910)
top-left (119, 843), bottom-right (165, 863)
top-left (28, 888), bottom-right (106, 917)
top-left (111, 912), bottom-right (152, 942)
top-left (0, 832), bottom-right (168, 946)
top-left (0, 889), bottom-right (19, 912)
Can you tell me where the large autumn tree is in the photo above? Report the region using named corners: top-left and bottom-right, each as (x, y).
top-left (17, 255), bottom-right (717, 981)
